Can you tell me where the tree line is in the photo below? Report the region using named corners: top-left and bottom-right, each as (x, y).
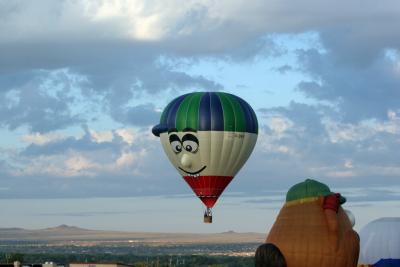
top-left (0, 253), bottom-right (254, 267)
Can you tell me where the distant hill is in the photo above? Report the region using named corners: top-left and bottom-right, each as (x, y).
top-left (0, 225), bottom-right (265, 244)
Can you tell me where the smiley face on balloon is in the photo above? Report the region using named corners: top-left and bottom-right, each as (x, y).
top-left (164, 128), bottom-right (205, 177)
top-left (152, 92), bottom-right (258, 221)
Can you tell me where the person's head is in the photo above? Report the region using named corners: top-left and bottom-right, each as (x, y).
top-left (255, 243), bottom-right (287, 267)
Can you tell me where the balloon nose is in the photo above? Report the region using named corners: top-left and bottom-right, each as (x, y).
top-left (180, 154), bottom-right (192, 168)
top-left (344, 209), bottom-right (355, 227)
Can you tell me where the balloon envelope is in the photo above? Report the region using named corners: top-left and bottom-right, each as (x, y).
top-left (266, 179), bottom-right (359, 267)
top-left (152, 92), bottom-right (258, 208)
top-left (359, 217), bottom-right (400, 265)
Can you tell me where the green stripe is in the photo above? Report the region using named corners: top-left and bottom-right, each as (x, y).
top-left (185, 92), bottom-right (203, 130)
top-left (216, 93), bottom-right (235, 132)
top-left (175, 93), bottom-right (202, 131)
top-left (224, 94), bottom-right (246, 132)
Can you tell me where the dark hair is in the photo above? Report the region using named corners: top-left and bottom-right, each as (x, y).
top-left (255, 243), bottom-right (287, 267)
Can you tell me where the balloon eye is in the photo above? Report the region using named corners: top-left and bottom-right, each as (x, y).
top-left (170, 141), bottom-right (182, 153)
top-left (183, 140), bottom-right (198, 153)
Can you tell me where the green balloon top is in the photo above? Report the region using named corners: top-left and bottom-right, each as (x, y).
top-left (152, 92), bottom-right (258, 137)
top-left (286, 179), bottom-right (346, 204)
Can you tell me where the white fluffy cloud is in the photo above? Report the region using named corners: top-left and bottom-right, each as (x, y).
top-left (1, 0), bottom-right (400, 199)
top-left (325, 110), bottom-right (400, 143)
top-left (247, 100), bottom-right (400, 191)
top-left (3, 0), bottom-right (399, 49)
top-left (89, 129), bottom-right (114, 143)
top-left (115, 128), bottom-right (137, 145)
top-left (9, 127), bottom-right (155, 179)
top-left (20, 132), bottom-right (65, 145)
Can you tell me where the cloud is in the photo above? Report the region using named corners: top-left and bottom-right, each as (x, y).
top-left (340, 186), bottom-right (400, 203)
top-left (0, 70), bottom-right (85, 132)
top-left (116, 152), bottom-right (136, 167)
top-left (115, 128), bottom-right (138, 145)
top-left (2, 0), bottom-right (398, 133)
top-left (0, 125), bottom-right (187, 198)
top-left (20, 132), bottom-right (65, 145)
top-left (296, 48), bottom-right (400, 122)
top-left (324, 111), bottom-right (400, 143)
top-left (1, 0), bottom-right (400, 200)
top-left (21, 128), bottom-right (117, 157)
top-left (0, 42), bottom-right (223, 129)
top-left (253, 102), bottom-right (400, 187)
top-left (111, 103), bottom-right (160, 126)
top-left (2, 1), bottom-right (400, 58)
top-left (89, 129), bottom-right (114, 143)
top-left (17, 126), bottom-right (154, 176)
top-left (275, 64), bottom-right (293, 74)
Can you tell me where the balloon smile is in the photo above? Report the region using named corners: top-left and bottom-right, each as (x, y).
top-left (179, 166), bottom-right (207, 177)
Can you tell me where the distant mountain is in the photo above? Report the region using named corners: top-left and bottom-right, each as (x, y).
top-left (0, 225), bottom-right (265, 244)
top-left (44, 224), bottom-right (89, 231)
top-left (221, 230), bottom-right (237, 234)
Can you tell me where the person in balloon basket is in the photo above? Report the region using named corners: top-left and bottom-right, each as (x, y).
top-left (255, 179), bottom-right (360, 267)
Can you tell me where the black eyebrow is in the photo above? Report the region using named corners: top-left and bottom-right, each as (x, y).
top-left (168, 128), bottom-right (178, 134)
top-left (169, 134), bottom-right (181, 143)
top-left (182, 133), bottom-right (199, 144)
top-left (182, 127), bottom-right (197, 132)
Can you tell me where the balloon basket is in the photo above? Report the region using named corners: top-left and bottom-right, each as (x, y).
top-left (203, 208), bottom-right (212, 223)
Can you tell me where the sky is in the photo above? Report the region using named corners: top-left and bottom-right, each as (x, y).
top-left (0, 0), bottom-right (399, 233)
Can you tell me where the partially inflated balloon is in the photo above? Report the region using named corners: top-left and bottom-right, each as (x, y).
top-left (152, 92), bottom-right (258, 221)
top-left (359, 217), bottom-right (400, 266)
top-left (263, 179), bottom-right (360, 267)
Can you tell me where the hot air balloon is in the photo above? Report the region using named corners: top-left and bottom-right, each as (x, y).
top-left (152, 92), bottom-right (258, 223)
top-left (258, 179), bottom-right (360, 267)
top-left (359, 217), bottom-right (400, 267)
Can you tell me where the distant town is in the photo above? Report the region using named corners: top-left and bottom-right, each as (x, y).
top-left (0, 225), bottom-right (262, 266)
